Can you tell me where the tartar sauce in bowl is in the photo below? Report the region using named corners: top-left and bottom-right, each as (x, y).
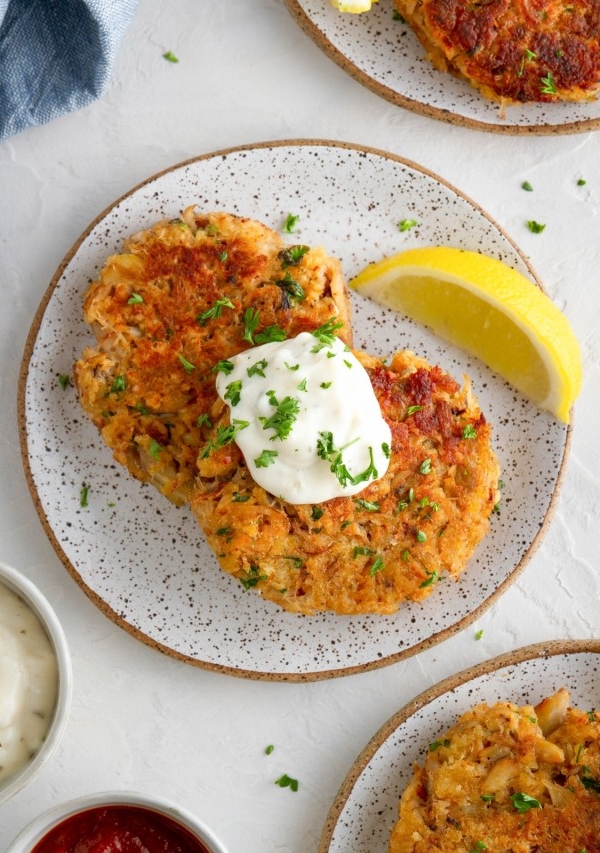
top-left (0, 561), bottom-right (71, 804)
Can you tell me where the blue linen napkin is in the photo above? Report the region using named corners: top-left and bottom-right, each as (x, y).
top-left (0, 0), bottom-right (138, 142)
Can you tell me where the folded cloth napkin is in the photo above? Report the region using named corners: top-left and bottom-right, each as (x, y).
top-left (0, 0), bottom-right (137, 142)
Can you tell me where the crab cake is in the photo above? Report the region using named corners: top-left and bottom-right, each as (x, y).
top-left (190, 347), bottom-right (500, 616)
top-left (73, 208), bottom-right (351, 505)
top-left (395, 0), bottom-right (600, 104)
top-left (390, 689), bottom-right (600, 853)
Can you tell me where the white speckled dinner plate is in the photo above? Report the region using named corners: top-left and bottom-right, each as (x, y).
top-left (285, 1), bottom-right (600, 134)
top-left (19, 140), bottom-right (570, 681)
top-left (319, 639), bottom-right (600, 851)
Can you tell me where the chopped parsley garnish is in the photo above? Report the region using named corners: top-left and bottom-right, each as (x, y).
top-left (232, 492), bottom-right (250, 502)
top-left (212, 359), bottom-right (234, 375)
top-left (283, 214), bottom-right (299, 234)
top-left (283, 556), bottom-right (304, 568)
top-left (58, 373), bottom-right (71, 390)
top-left (355, 498), bottom-right (380, 512)
top-left (475, 629), bottom-right (484, 640)
top-left (311, 506), bottom-right (324, 520)
top-left (317, 432), bottom-right (379, 489)
top-left (429, 739), bottom-right (450, 751)
top-left (310, 317), bottom-right (344, 352)
top-left (255, 325), bottom-right (287, 345)
top-left (481, 794), bottom-right (495, 803)
top-left (265, 744), bottom-right (275, 755)
top-left (398, 218), bottom-right (418, 232)
top-left (178, 354), bottom-right (196, 373)
top-left (80, 485), bottom-right (89, 507)
top-left (540, 72), bottom-right (557, 94)
top-left (320, 381), bottom-right (332, 389)
top-left (239, 564), bottom-right (267, 589)
top-left (275, 773), bottom-right (299, 792)
top-left (248, 358), bottom-right (268, 378)
top-left (128, 292), bottom-right (144, 304)
top-left (419, 458), bottom-right (432, 474)
top-left (527, 220), bottom-right (546, 234)
top-left (224, 380), bottom-right (243, 406)
top-left (110, 375), bottom-right (126, 393)
top-left (510, 792), bottom-right (541, 813)
top-left (406, 405), bottom-right (422, 416)
top-left (353, 546), bottom-right (376, 558)
top-left (285, 362), bottom-right (299, 371)
top-left (197, 413), bottom-right (212, 429)
top-left (369, 556), bottom-right (384, 576)
top-left (149, 438), bottom-right (162, 459)
top-left (242, 307), bottom-right (260, 343)
top-left (280, 245), bottom-right (309, 267)
top-left (163, 50), bottom-right (179, 63)
top-left (522, 181), bottom-right (534, 192)
top-left (470, 843), bottom-right (487, 852)
top-left (274, 271), bottom-right (306, 302)
top-left (297, 378), bottom-right (307, 392)
top-left (577, 178), bottom-right (587, 186)
top-left (581, 774), bottom-right (600, 794)
top-left (197, 296), bottom-right (234, 325)
top-left (416, 530), bottom-right (427, 542)
top-left (200, 419), bottom-right (249, 458)
top-left (219, 251), bottom-right (228, 262)
top-left (419, 570), bottom-right (439, 588)
top-left (587, 709), bottom-right (596, 721)
top-left (217, 527), bottom-right (232, 537)
top-left (255, 449), bottom-right (278, 468)
top-left (259, 392), bottom-right (300, 440)
top-left (382, 442), bottom-right (390, 459)
top-left (462, 424), bottom-right (477, 439)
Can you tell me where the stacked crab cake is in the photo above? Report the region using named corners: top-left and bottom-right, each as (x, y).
top-left (75, 207), bottom-right (500, 616)
top-left (74, 208), bottom-right (351, 506)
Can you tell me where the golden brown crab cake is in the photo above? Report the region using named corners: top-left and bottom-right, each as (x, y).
top-left (190, 347), bottom-right (500, 615)
top-left (389, 689), bottom-right (600, 853)
top-left (73, 208), bottom-right (351, 505)
top-left (395, 0), bottom-right (600, 104)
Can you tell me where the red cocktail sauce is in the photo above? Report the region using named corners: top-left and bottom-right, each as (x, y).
top-left (31, 804), bottom-right (212, 853)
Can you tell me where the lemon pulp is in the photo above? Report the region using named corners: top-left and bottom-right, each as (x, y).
top-left (350, 247), bottom-right (582, 424)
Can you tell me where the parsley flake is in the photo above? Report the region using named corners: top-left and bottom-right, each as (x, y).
top-left (110, 375), bottom-right (126, 393)
top-left (419, 458), bottom-right (432, 474)
top-left (419, 570), bottom-right (439, 588)
top-left (398, 218), bottom-right (418, 232)
top-left (283, 214), bottom-right (299, 234)
top-left (510, 792), bottom-right (541, 813)
top-left (197, 297), bottom-right (234, 325)
top-left (224, 380), bottom-right (243, 407)
top-left (58, 373), bottom-right (71, 390)
top-left (280, 245), bottom-right (310, 267)
top-left (462, 424), bottom-right (477, 439)
top-left (80, 485), bottom-right (89, 507)
top-left (522, 181), bottom-right (534, 192)
top-left (265, 744), bottom-right (275, 755)
top-left (212, 359), bottom-right (234, 375)
top-left (128, 292), bottom-right (144, 304)
top-left (248, 358), bottom-right (268, 378)
top-left (310, 317), bottom-right (344, 351)
top-left (275, 773), bottom-right (299, 791)
top-left (259, 392), bottom-right (300, 441)
top-left (163, 50), bottom-right (179, 63)
top-left (540, 72), bottom-right (557, 94)
top-left (274, 270), bottom-right (306, 302)
top-left (370, 556), bottom-right (385, 576)
top-left (527, 220), bottom-right (546, 234)
top-left (255, 449), bottom-right (278, 468)
top-left (178, 354), bottom-right (196, 373)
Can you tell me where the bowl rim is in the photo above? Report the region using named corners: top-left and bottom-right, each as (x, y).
top-left (0, 559), bottom-right (72, 805)
top-left (6, 790), bottom-right (230, 852)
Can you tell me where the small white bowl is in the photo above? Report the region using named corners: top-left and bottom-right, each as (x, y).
top-left (0, 560), bottom-right (72, 805)
top-left (7, 791), bottom-right (230, 852)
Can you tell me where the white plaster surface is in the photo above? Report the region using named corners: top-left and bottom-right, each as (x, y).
top-left (0, 1), bottom-right (599, 850)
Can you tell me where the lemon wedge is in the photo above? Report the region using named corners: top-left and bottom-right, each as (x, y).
top-left (330, 0), bottom-right (378, 12)
top-left (350, 246), bottom-right (582, 423)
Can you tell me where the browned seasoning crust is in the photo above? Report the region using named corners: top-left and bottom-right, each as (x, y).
top-left (190, 348), bottom-right (500, 616)
top-left (389, 689), bottom-right (600, 852)
top-left (394, 0), bottom-right (600, 104)
top-left (73, 209), bottom-right (351, 505)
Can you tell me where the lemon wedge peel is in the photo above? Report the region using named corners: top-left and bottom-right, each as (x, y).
top-left (350, 247), bottom-right (582, 424)
top-left (330, 0), bottom-right (378, 12)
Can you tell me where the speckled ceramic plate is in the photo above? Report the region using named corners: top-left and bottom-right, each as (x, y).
top-left (19, 140), bottom-right (570, 681)
top-left (319, 639), bottom-right (600, 851)
top-left (285, 1), bottom-right (600, 134)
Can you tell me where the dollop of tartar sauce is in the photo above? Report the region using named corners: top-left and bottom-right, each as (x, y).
top-left (215, 331), bottom-right (391, 504)
top-left (0, 582), bottom-right (58, 785)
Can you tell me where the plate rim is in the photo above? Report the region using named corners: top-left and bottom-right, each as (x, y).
top-left (318, 637), bottom-right (600, 851)
top-left (17, 137), bottom-right (573, 681)
top-left (284, 0), bottom-right (600, 136)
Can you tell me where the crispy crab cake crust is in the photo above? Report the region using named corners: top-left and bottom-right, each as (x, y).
top-left (390, 689), bottom-right (600, 852)
top-left (73, 208), bottom-right (351, 505)
top-left (190, 348), bottom-right (500, 616)
top-left (395, 0), bottom-right (600, 104)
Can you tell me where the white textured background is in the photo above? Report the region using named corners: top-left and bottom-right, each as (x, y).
top-left (0, 1), bottom-right (599, 851)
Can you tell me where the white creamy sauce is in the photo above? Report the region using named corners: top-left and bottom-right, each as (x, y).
top-left (0, 582), bottom-right (58, 784)
top-left (215, 331), bottom-right (391, 504)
